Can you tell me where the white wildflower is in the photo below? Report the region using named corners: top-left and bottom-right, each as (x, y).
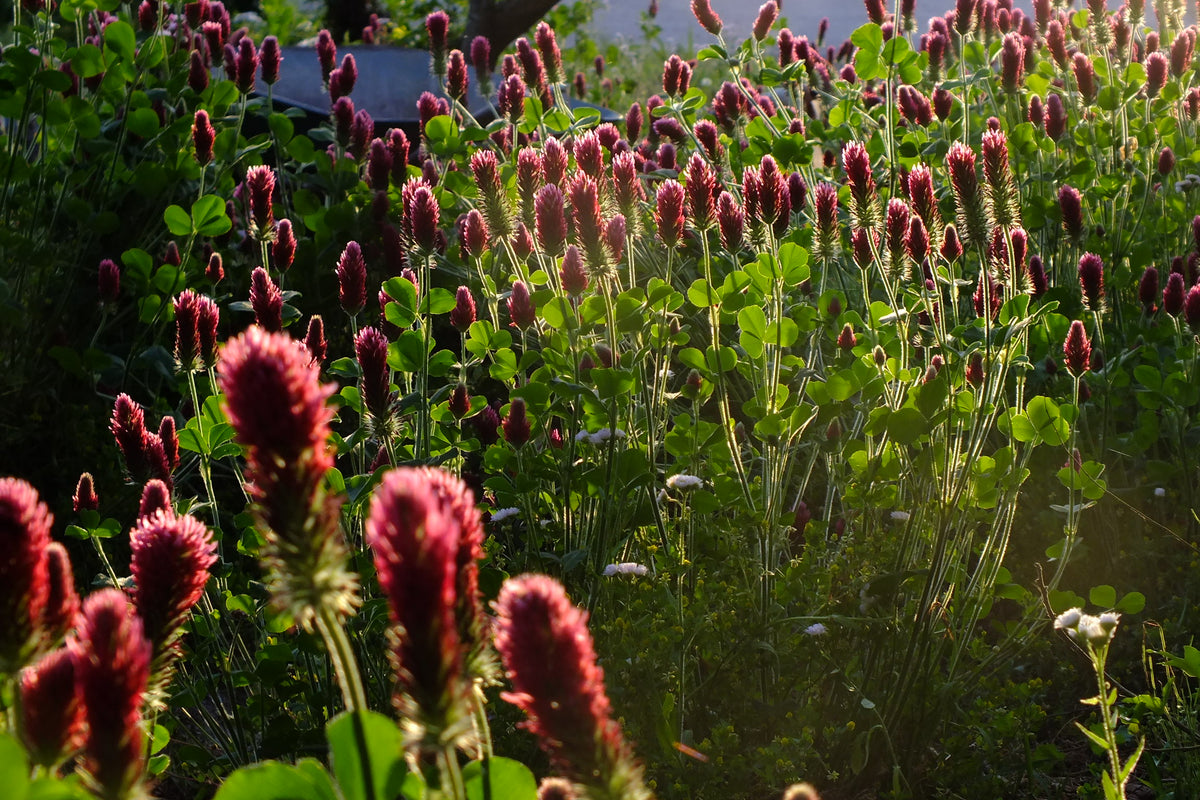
top-left (575, 429), bottom-right (592, 442)
top-left (1054, 607), bottom-right (1083, 631)
top-left (1155, 487), bottom-right (1166, 497)
top-left (804, 623), bottom-right (827, 636)
top-left (890, 510), bottom-right (911, 522)
top-left (603, 562), bottom-right (649, 577)
top-left (666, 474), bottom-right (703, 491)
top-left (490, 507), bottom-right (520, 522)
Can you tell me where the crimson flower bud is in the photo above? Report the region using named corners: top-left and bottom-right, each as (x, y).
top-left (451, 287), bottom-right (477, 332)
top-left (447, 49), bottom-right (469, 102)
top-left (973, 269), bottom-right (1002, 320)
top-left (494, 574), bottom-right (648, 796)
top-left (604, 215), bottom-right (627, 263)
top-left (851, 227), bottom-right (878, 270)
top-left (947, 142), bottom-right (987, 248)
top-left (355, 326), bottom-right (391, 424)
top-left (426, 10), bottom-right (450, 77)
top-left (691, 0), bottom-right (723, 35)
top-left (188, 50), bottom-right (210, 94)
top-left (842, 141), bottom-right (878, 229)
top-left (542, 136), bottom-right (568, 188)
top-left (19, 648), bottom-right (83, 768)
top-left (560, 245), bottom-right (589, 296)
top-left (234, 37), bottom-right (257, 94)
top-left (192, 109), bottom-right (215, 167)
top-left (657, 142), bottom-right (677, 171)
top-left (1077, 253), bottom-right (1105, 311)
top-left (663, 54), bottom-right (688, 97)
top-left (470, 36), bottom-right (491, 90)
top-left (98, 258), bottom-right (120, 304)
top-left (1059, 184), bottom-right (1083, 240)
top-left (449, 384), bottom-right (471, 419)
top-left (717, 192), bottom-right (744, 251)
top-left (1187, 285), bottom-right (1200, 332)
top-left (754, 1), bottom-right (778, 40)
top-left (130, 509), bottom-right (216, 673)
top-left (1063, 319), bottom-right (1091, 375)
top-left (1001, 32), bottom-right (1024, 93)
top-left (1164, 271), bottom-right (1186, 315)
top-left (260, 35), bottom-right (282, 85)
top-left (932, 86), bottom-right (954, 120)
top-left (336, 241), bottom-right (367, 315)
top-left (536, 186), bottom-right (569, 258)
top-left (1187, 88), bottom-right (1200, 121)
top-left (498, 74), bottom-right (526, 125)
top-left (72, 473), bottom-right (99, 514)
top-left (837, 323), bottom-right (856, 350)
top-left (246, 267), bottom-right (281, 332)
top-left (906, 215), bottom-right (929, 265)
top-left (317, 29), bottom-right (336, 82)
top-left (1146, 51), bottom-right (1169, 97)
top-left (574, 130), bottom-right (605, 178)
top-left (1072, 54), bottom-right (1096, 104)
top-left (941, 224), bottom-right (963, 261)
top-left (460, 208), bottom-right (489, 260)
top-left (0, 478), bottom-right (51, 672)
top-left (685, 152), bottom-right (717, 229)
top-left (625, 103), bottom-right (643, 143)
top-left (269, 220), bottom-right (295, 274)
top-left (111, 394), bottom-right (150, 481)
top-left (508, 281), bottom-right (536, 330)
top-left (1027, 255), bottom-right (1048, 298)
top-left (408, 185), bottom-right (440, 254)
top-left (535, 21), bottom-right (564, 85)
top-left (1171, 30), bottom-right (1194, 77)
top-left (655, 180), bottom-right (686, 248)
top-left (245, 165), bottom-right (275, 237)
top-left (570, 173), bottom-right (606, 270)
top-left (503, 397), bottom-right (532, 447)
top-left (965, 352), bottom-right (984, 387)
top-left (813, 182), bottom-right (840, 263)
top-left (159, 415), bottom-right (179, 472)
top-left (1158, 146), bottom-right (1176, 176)
top-left (1139, 266), bottom-right (1160, 312)
top-left (513, 222), bottom-right (535, 261)
top-left (304, 316), bottom-right (327, 365)
top-left (71, 589), bottom-right (151, 800)
top-left (1039, 93), bottom-right (1066, 142)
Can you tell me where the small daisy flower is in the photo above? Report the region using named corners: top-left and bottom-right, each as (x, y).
top-left (804, 623), bottom-right (827, 636)
top-left (666, 474), bottom-right (703, 491)
top-left (602, 562), bottom-right (648, 577)
top-left (490, 507), bottom-right (520, 523)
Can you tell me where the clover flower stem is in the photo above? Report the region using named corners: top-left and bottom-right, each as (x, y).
top-left (958, 33), bottom-right (970, 144)
top-left (470, 682), bottom-right (493, 761)
top-left (419, 253), bottom-right (434, 459)
top-left (315, 604), bottom-right (377, 800)
top-left (439, 745), bottom-right (466, 800)
top-left (1089, 642), bottom-right (1124, 794)
top-left (187, 370), bottom-right (223, 557)
top-left (700, 231), bottom-right (753, 508)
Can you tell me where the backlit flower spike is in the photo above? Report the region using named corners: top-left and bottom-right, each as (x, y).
top-left (218, 326), bottom-right (356, 628)
top-left (250, 266), bottom-right (283, 332)
top-left (1063, 319), bottom-right (1091, 376)
top-left (691, 0), bottom-right (723, 35)
top-left (71, 589), bottom-right (151, 800)
top-left (1077, 253), bottom-right (1106, 312)
top-left (336, 241), bottom-right (367, 315)
top-left (111, 394), bottom-right (150, 482)
top-left (41, 543), bottom-right (79, 645)
top-left (74, 472), bottom-right (99, 513)
top-left (946, 142), bottom-right (989, 249)
top-left (19, 647), bottom-right (84, 769)
top-left (494, 574), bottom-right (650, 800)
top-left (367, 468), bottom-right (471, 748)
top-left (355, 326), bottom-right (392, 428)
top-left (842, 141), bottom-right (880, 230)
top-left (130, 509), bottom-right (217, 700)
top-left (0, 477), bottom-right (51, 674)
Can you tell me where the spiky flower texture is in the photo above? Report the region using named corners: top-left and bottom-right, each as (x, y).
top-left (494, 574), bottom-right (649, 800)
top-left (218, 326), bottom-right (357, 628)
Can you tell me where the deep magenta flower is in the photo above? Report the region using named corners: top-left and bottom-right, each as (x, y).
top-left (0, 477), bottom-right (51, 673)
top-left (560, 245), bottom-right (589, 296)
top-left (426, 10), bottom-right (450, 77)
top-left (684, 152), bottom-right (717, 230)
top-left (130, 510), bottom-right (216, 671)
top-left (250, 267), bottom-right (283, 333)
top-left (470, 36), bottom-right (491, 90)
top-left (42, 543), bottom-right (79, 644)
top-left (813, 182), bottom-right (840, 263)
top-left (19, 648), bottom-right (83, 768)
top-left (625, 102), bottom-right (643, 143)
top-left (336, 241), bottom-right (367, 315)
top-left (260, 35), bottom-right (282, 85)
top-left (446, 49), bottom-right (469, 101)
top-left (305, 316), bottom-right (327, 365)
top-left (508, 281), bottom-right (536, 330)
top-left (110, 394), bottom-right (151, 481)
top-left (570, 174), bottom-right (607, 272)
top-left (946, 142), bottom-right (987, 248)
top-left (235, 36), bottom-right (257, 94)
top-left (753, 1), bottom-right (778, 40)
top-left (691, 0), bottom-right (723, 35)
top-left (1146, 52), bottom-right (1168, 97)
top-left (717, 192), bottom-right (744, 251)
top-left (245, 165), bottom-right (275, 238)
top-left (494, 574), bottom-right (648, 798)
top-left (503, 397), bottom-right (532, 448)
top-left (408, 185), bottom-right (440, 254)
top-left (317, 29), bottom-right (336, 82)
top-left (535, 184), bottom-right (568, 257)
top-left (367, 467), bottom-right (471, 746)
top-left (842, 141), bottom-right (879, 229)
top-left (470, 149), bottom-right (512, 240)
top-left (1063, 320), bottom-right (1091, 376)
top-left (355, 326), bottom-right (392, 425)
top-left (1139, 266), bottom-right (1160, 312)
top-left (219, 327), bottom-right (353, 624)
top-left (1163, 271), bottom-right (1186, 316)
top-left (73, 472), bottom-right (99, 513)
top-left (655, 180), bottom-right (686, 248)
top-left (1186, 285), bottom-right (1200, 332)
top-left (1077, 253), bottom-right (1105, 312)
top-left (174, 290), bottom-right (202, 371)
top-left (535, 21), bottom-right (564, 84)
top-left (450, 287), bottom-right (477, 333)
top-left (98, 258), bottom-right (120, 304)
top-left (137, 479), bottom-right (172, 522)
top-left (71, 589), bottom-right (151, 800)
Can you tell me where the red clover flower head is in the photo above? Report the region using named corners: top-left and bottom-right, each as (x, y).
top-left (625, 102), bottom-right (643, 142)
top-left (535, 184), bottom-right (567, 256)
top-left (1063, 319), bottom-right (1091, 375)
top-left (355, 326), bottom-right (392, 425)
top-left (494, 574), bottom-right (648, 798)
top-left (842, 141), bottom-right (879, 229)
top-left (535, 21), bottom-right (564, 85)
top-left (245, 165), bottom-right (276, 238)
top-left (508, 281), bottom-right (536, 330)
top-left (317, 29), bottom-right (336, 82)
top-left (946, 142), bottom-right (988, 248)
top-left (941, 223), bottom-right (963, 261)
top-left (655, 180), bottom-right (686, 248)
top-left (1059, 184), bottom-right (1084, 240)
top-left (304, 316), bottom-right (327, 365)
top-left (98, 258), bottom-right (120, 304)
top-left (192, 109), bottom-right (215, 166)
top-left (1186, 285), bottom-right (1200, 332)
top-left (685, 152), bottom-right (718, 230)
top-left (451, 287), bottom-right (477, 333)
top-left (1072, 53), bottom-right (1096, 104)
top-left (1077, 253), bottom-right (1105, 311)
top-left (110, 394), bottom-right (150, 481)
top-left (138, 479), bottom-right (172, 522)
top-left (570, 173), bottom-right (607, 271)
top-left (249, 267), bottom-right (283, 332)
top-left (260, 35), bottom-right (282, 85)
top-left (19, 648), bottom-right (83, 768)
top-left (42, 543), bottom-right (79, 644)
top-left (754, 1), bottom-right (779, 40)
top-left (461, 208), bottom-right (489, 260)
top-left (426, 10), bottom-right (450, 77)
top-left (574, 130), bottom-right (605, 179)
top-left (560, 245), bottom-right (589, 296)
top-left (73, 472), bottom-right (99, 513)
top-left (813, 182), bottom-right (841, 263)
top-left (0, 477), bottom-right (51, 673)
top-left (1139, 266), bottom-right (1160, 312)
top-left (691, 0), bottom-right (723, 35)
top-left (1044, 92), bottom-right (1067, 140)
top-left (336, 241), bottom-right (367, 315)
top-left (70, 589), bottom-right (151, 800)
top-left (503, 397), bottom-right (532, 447)
top-left (174, 290), bottom-right (202, 371)
top-left (543, 137), bottom-right (569, 187)
top-left (366, 468), bottom-right (470, 746)
top-left (1146, 52), bottom-right (1168, 97)
top-left (273, 218), bottom-right (296, 273)
top-left (130, 509), bottom-right (216, 668)
top-left (470, 36), bottom-right (491, 90)
top-left (717, 191), bottom-right (744, 251)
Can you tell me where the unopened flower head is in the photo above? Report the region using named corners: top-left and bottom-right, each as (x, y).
top-left (666, 474), bottom-right (703, 490)
top-left (603, 562), bottom-right (649, 577)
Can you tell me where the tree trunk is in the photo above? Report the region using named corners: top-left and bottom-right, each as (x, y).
top-left (462, 0), bottom-right (563, 65)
